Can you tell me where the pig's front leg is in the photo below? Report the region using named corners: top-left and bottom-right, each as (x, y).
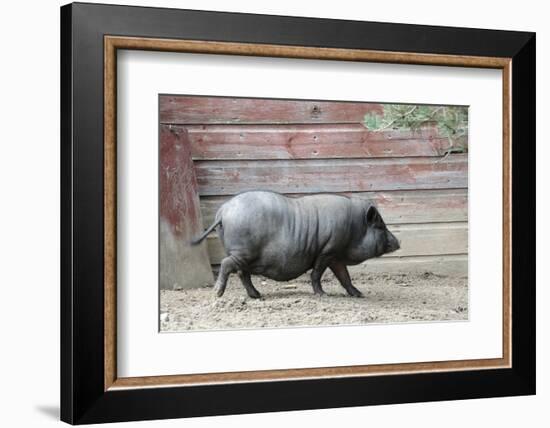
top-left (329, 261), bottom-right (363, 297)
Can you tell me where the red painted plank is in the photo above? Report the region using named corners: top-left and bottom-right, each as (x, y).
top-left (194, 155), bottom-right (468, 196)
top-left (159, 127), bottom-right (215, 289)
top-left (161, 123), bottom-right (461, 160)
top-left (159, 127), bottom-right (203, 236)
top-left (199, 188), bottom-right (468, 226)
top-left (160, 96), bottom-right (384, 124)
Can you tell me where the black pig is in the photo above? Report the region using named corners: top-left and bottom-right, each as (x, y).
top-left (192, 191), bottom-right (400, 298)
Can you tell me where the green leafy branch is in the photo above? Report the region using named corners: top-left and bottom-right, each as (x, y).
top-left (364, 104), bottom-right (469, 154)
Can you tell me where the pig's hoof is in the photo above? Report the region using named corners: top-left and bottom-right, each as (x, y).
top-left (313, 290), bottom-right (326, 297)
top-left (214, 286), bottom-right (225, 297)
top-left (247, 290), bottom-right (262, 299)
top-left (347, 288), bottom-right (364, 297)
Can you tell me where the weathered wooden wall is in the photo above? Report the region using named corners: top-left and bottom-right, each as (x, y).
top-left (160, 95), bottom-right (468, 278)
top-left (159, 127), bottom-right (214, 290)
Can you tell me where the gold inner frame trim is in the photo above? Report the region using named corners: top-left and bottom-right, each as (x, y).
top-left (104, 35), bottom-right (512, 391)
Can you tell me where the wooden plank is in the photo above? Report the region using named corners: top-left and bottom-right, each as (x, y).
top-left (388, 222), bottom-right (468, 257)
top-left (160, 96), bottom-right (383, 124)
top-left (205, 222), bottom-right (468, 264)
top-left (159, 127), bottom-right (214, 290)
top-left (162, 123), bottom-right (462, 160)
top-left (347, 254), bottom-right (468, 277)
top-left (199, 189), bottom-right (468, 226)
top-left (194, 155), bottom-right (468, 196)
top-left (160, 127), bottom-right (201, 235)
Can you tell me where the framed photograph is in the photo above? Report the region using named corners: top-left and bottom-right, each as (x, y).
top-left (61, 2), bottom-right (535, 424)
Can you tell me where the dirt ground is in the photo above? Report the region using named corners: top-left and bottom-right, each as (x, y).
top-left (160, 270), bottom-right (468, 332)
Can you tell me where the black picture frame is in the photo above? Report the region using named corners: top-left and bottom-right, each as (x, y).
top-left (61, 2), bottom-right (535, 424)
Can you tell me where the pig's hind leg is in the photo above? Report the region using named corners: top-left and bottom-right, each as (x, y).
top-left (214, 256), bottom-right (239, 297)
top-left (238, 271), bottom-right (262, 299)
top-left (329, 261), bottom-right (363, 297)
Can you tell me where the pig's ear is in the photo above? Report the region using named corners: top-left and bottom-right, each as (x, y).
top-left (365, 205), bottom-right (382, 225)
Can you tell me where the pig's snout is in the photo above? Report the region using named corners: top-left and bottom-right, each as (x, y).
top-left (387, 232), bottom-right (400, 253)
